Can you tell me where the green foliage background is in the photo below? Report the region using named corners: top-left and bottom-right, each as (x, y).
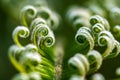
top-left (1, 0), bottom-right (120, 80)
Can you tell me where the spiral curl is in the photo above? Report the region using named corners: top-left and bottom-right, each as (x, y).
top-left (30, 18), bottom-right (47, 31)
top-left (30, 18), bottom-right (55, 48)
top-left (9, 44), bottom-right (41, 72)
top-left (20, 5), bottom-right (37, 26)
top-left (19, 44), bottom-right (41, 69)
top-left (113, 25), bottom-right (120, 38)
top-left (68, 53), bottom-right (89, 76)
top-left (106, 40), bottom-right (120, 58)
top-left (31, 24), bottom-right (49, 46)
top-left (39, 31), bottom-right (55, 48)
top-left (87, 50), bottom-right (103, 73)
top-left (89, 15), bottom-right (110, 30)
top-left (19, 51), bottom-right (41, 68)
top-left (12, 26), bottom-right (30, 47)
top-left (29, 17), bottom-right (55, 80)
top-left (9, 0), bottom-right (120, 79)
top-left (36, 6), bottom-right (51, 20)
top-left (9, 1), bottom-right (60, 80)
top-left (75, 27), bottom-right (94, 54)
top-left (92, 23), bottom-right (105, 34)
top-left (98, 31), bottom-right (115, 58)
top-left (8, 45), bottom-right (25, 72)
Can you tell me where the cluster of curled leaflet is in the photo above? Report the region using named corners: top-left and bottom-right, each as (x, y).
top-left (8, 1), bottom-right (120, 80)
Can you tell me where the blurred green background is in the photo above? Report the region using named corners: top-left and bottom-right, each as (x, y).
top-left (0, 5), bottom-right (18, 80)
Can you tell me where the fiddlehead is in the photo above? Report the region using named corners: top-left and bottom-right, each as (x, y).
top-left (91, 23), bottom-right (105, 42)
top-left (106, 40), bottom-right (120, 58)
top-left (87, 50), bottom-right (103, 73)
top-left (19, 50), bottom-right (41, 71)
top-left (12, 26), bottom-right (30, 47)
top-left (21, 44), bottom-right (41, 68)
top-left (92, 23), bottom-right (105, 35)
top-left (112, 25), bottom-right (120, 38)
top-left (89, 15), bottom-right (110, 31)
top-left (97, 31), bottom-right (115, 58)
top-left (8, 45), bottom-right (25, 72)
top-left (40, 31), bottom-right (55, 48)
top-left (67, 50), bottom-right (103, 79)
top-left (30, 18), bottom-right (55, 49)
top-left (20, 5), bottom-right (37, 26)
top-left (75, 27), bottom-right (94, 54)
top-left (68, 53), bottom-right (89, 76)
top-left (9, 44), bottom-right (41, 72)
top-left (36, 6), bottom-right (51, 20)
top-left (30, 18), bottom-right (47, 30)
top-left (20, 5), bottom-right (57, 80)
